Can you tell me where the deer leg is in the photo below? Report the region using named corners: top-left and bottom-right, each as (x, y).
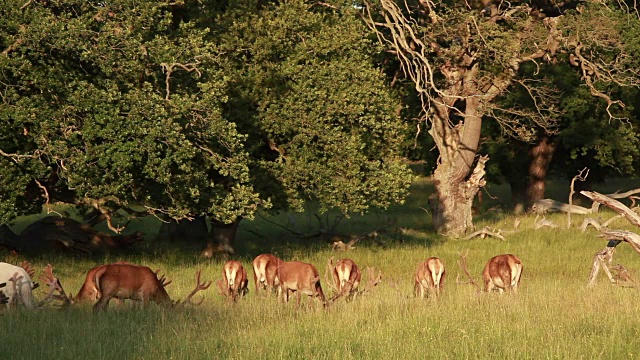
top-left (93, 295), bottom-right (112, 313)
top-left (485, 280), bottom-right (495, 293)
top-left (253, 275), bottom-right (258, 293)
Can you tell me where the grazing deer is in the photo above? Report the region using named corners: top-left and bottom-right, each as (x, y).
top-left (252, 254), bottom-right (282, 294)
top-left (414, 257), bottom-right (445, 298)
top-left (217, 260), bottom-right (249, 302)
top-left (331, 258), bottom-right (361, 297)
top-left (277, 261), bottom-right (326, 306)
top-left (0, 262), bottom-right (68, 309)
top-left (457, 252), bottom-right (522, 294)
top-left (71, 263), bottom-right (211, 312)
top-left (482, 254), bottom-right (523, 293)
top-left (73, 262), bottom-right (171, 305)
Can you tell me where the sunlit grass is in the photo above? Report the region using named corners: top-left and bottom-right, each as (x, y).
top-left (2, 178), bottom-right (640, 359)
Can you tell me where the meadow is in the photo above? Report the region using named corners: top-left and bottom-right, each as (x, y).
top-left (1, 177), bottom-right (640, 360)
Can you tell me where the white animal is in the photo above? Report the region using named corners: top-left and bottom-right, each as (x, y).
top-left (0, 262), bottom-right (37, 308)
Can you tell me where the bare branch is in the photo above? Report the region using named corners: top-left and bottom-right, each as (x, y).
top-left (581, 191), bottom-right (640, 228)
top-left (568, 167), bottom-right (589, 228)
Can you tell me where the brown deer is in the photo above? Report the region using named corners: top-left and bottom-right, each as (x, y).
top-left (72, 263), bottom-right (211, 312)
top-left (331, 258), bottom-right (361, 298)
top-left (482, 254), bottom-right (523, 293)
top-left (252, 254), bottom-right (282, 295)
top-left (73, 262), bottom-right (172, 305)
top-left (414, 257), bottom-right (445, 298)
top-left (277, 261), bottom-right (326, 306)
top-left (457, 252), bottom-right (523, 294)
top-left (217, 260), bottom-right (249, 302)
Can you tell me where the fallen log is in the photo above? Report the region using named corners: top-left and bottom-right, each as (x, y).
top-left (532, 199), bottom-right (591, 215)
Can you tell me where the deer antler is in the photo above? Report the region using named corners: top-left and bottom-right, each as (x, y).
top-left (324, 257), bottom-right (339, 294)
top-left (20, 261), bottom-right (40, 290)
top-left (8, 272), bottom-right (23, 306)
top-left (20, 261), bottom-right (36, 278)
top-left (354, 267), bottom-right (382, 296)
top-left (154, 269), bottom-right (173, 287)
top-left (38, 264), bottom-right (72, 308)
top-left (179, 270), bottom-right (212, 306)
top-left (456, 250), bottom-right (480, 291)
top-left (365, 267), bottom-right (382, 289)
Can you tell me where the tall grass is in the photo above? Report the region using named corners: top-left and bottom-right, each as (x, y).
top-left (2, 178), bottom-right (640, 359)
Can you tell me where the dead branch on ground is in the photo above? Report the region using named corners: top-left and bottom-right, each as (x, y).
top-left (464, 227), bottom-right (506, 241)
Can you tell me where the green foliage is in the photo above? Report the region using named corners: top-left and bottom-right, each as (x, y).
top-left (0, 0), bottom-right (411, 225)
top-left (215, 0), bottom-right (412, 214)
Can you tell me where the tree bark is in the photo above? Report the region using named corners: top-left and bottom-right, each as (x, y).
top-left (201, 218), bottom-right (242, 258)
top-left (429, 81), bottom-right (489, 237)
top-left (526, 135), bottom-right (556, 206)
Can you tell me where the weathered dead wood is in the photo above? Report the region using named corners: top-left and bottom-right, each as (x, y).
top-left (532, 199), bottom-right (592, 215)
top-left (331, 240), bottom-right (355, 251)
top-left (582, 190), bottom-right (640, 287)
top-left (581, 191), bottom-right (640, 227)
top-left (534, 216), bottom-right (559, 229)
top-left (2, 217), bottom-right (144, 255)
top-left (581, 218), bottom-right (602, 232)
top-left (587, 247), bottom-right (616, 287)
top-left (590, 188), bottom-right (640, 213)
top-left (611, 264), bottom-right (638, 288)
top-left (597, 230), bottom-right (640, 255)
top-left (464, 227), bottom-right (505, 241)
top-left (580, 215), bottom-right (625, 232)
top-left (568, 168), bottom-right (589, 228)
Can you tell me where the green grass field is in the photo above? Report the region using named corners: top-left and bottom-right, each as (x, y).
top-left (2, 177), bottom-right (640, 360)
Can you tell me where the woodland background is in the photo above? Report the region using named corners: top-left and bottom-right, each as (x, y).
top-left (1, 1), bottom-right (640, 358)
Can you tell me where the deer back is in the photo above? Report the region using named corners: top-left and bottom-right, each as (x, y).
top-left (482, 254), bottom-right (523, 292)
top-left (252, 254), bottom-right (281, 290)
top-left (74, 265), bottom-right (105, 303)
top-left (278, 261), bottom-right (325, 301)
top-left (223, 260), bottom-right (247, 292)
top-left (94, 264), bottom-right (170, 304)
top-left (0, 262), bottom-right (37, 308)
top-left (333, 259), bottom-right (361, 294)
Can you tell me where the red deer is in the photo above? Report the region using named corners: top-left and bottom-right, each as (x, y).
top-left (331, 258), bottom-right (361, 297)
top-left (414, 257), bottom-right (445, 298)
top-left (73, 262), bottom-right (172, 305)
top-left (252, 254), bottom-right (282, 294)
top-left (277, 261), bottom-right (326, 306)
top-left (482, 254), bottom-right (523, 293)
top-left (457, 252), bottom-right (522, 294)
top-left (217, 260), bottom-right (249, 302)
top-left (72, 263), bottom-right (211, 312)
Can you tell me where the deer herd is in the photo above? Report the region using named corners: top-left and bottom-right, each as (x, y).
top-left (0, 252), bottom-right (522, 312)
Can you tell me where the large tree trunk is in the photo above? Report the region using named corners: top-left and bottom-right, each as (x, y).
top-left (526, 135), bottom-right (556, 206)
top-left (201, 218), bottom-right (242, 258)
top-left (429, 95), bottom-right (488, 237)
